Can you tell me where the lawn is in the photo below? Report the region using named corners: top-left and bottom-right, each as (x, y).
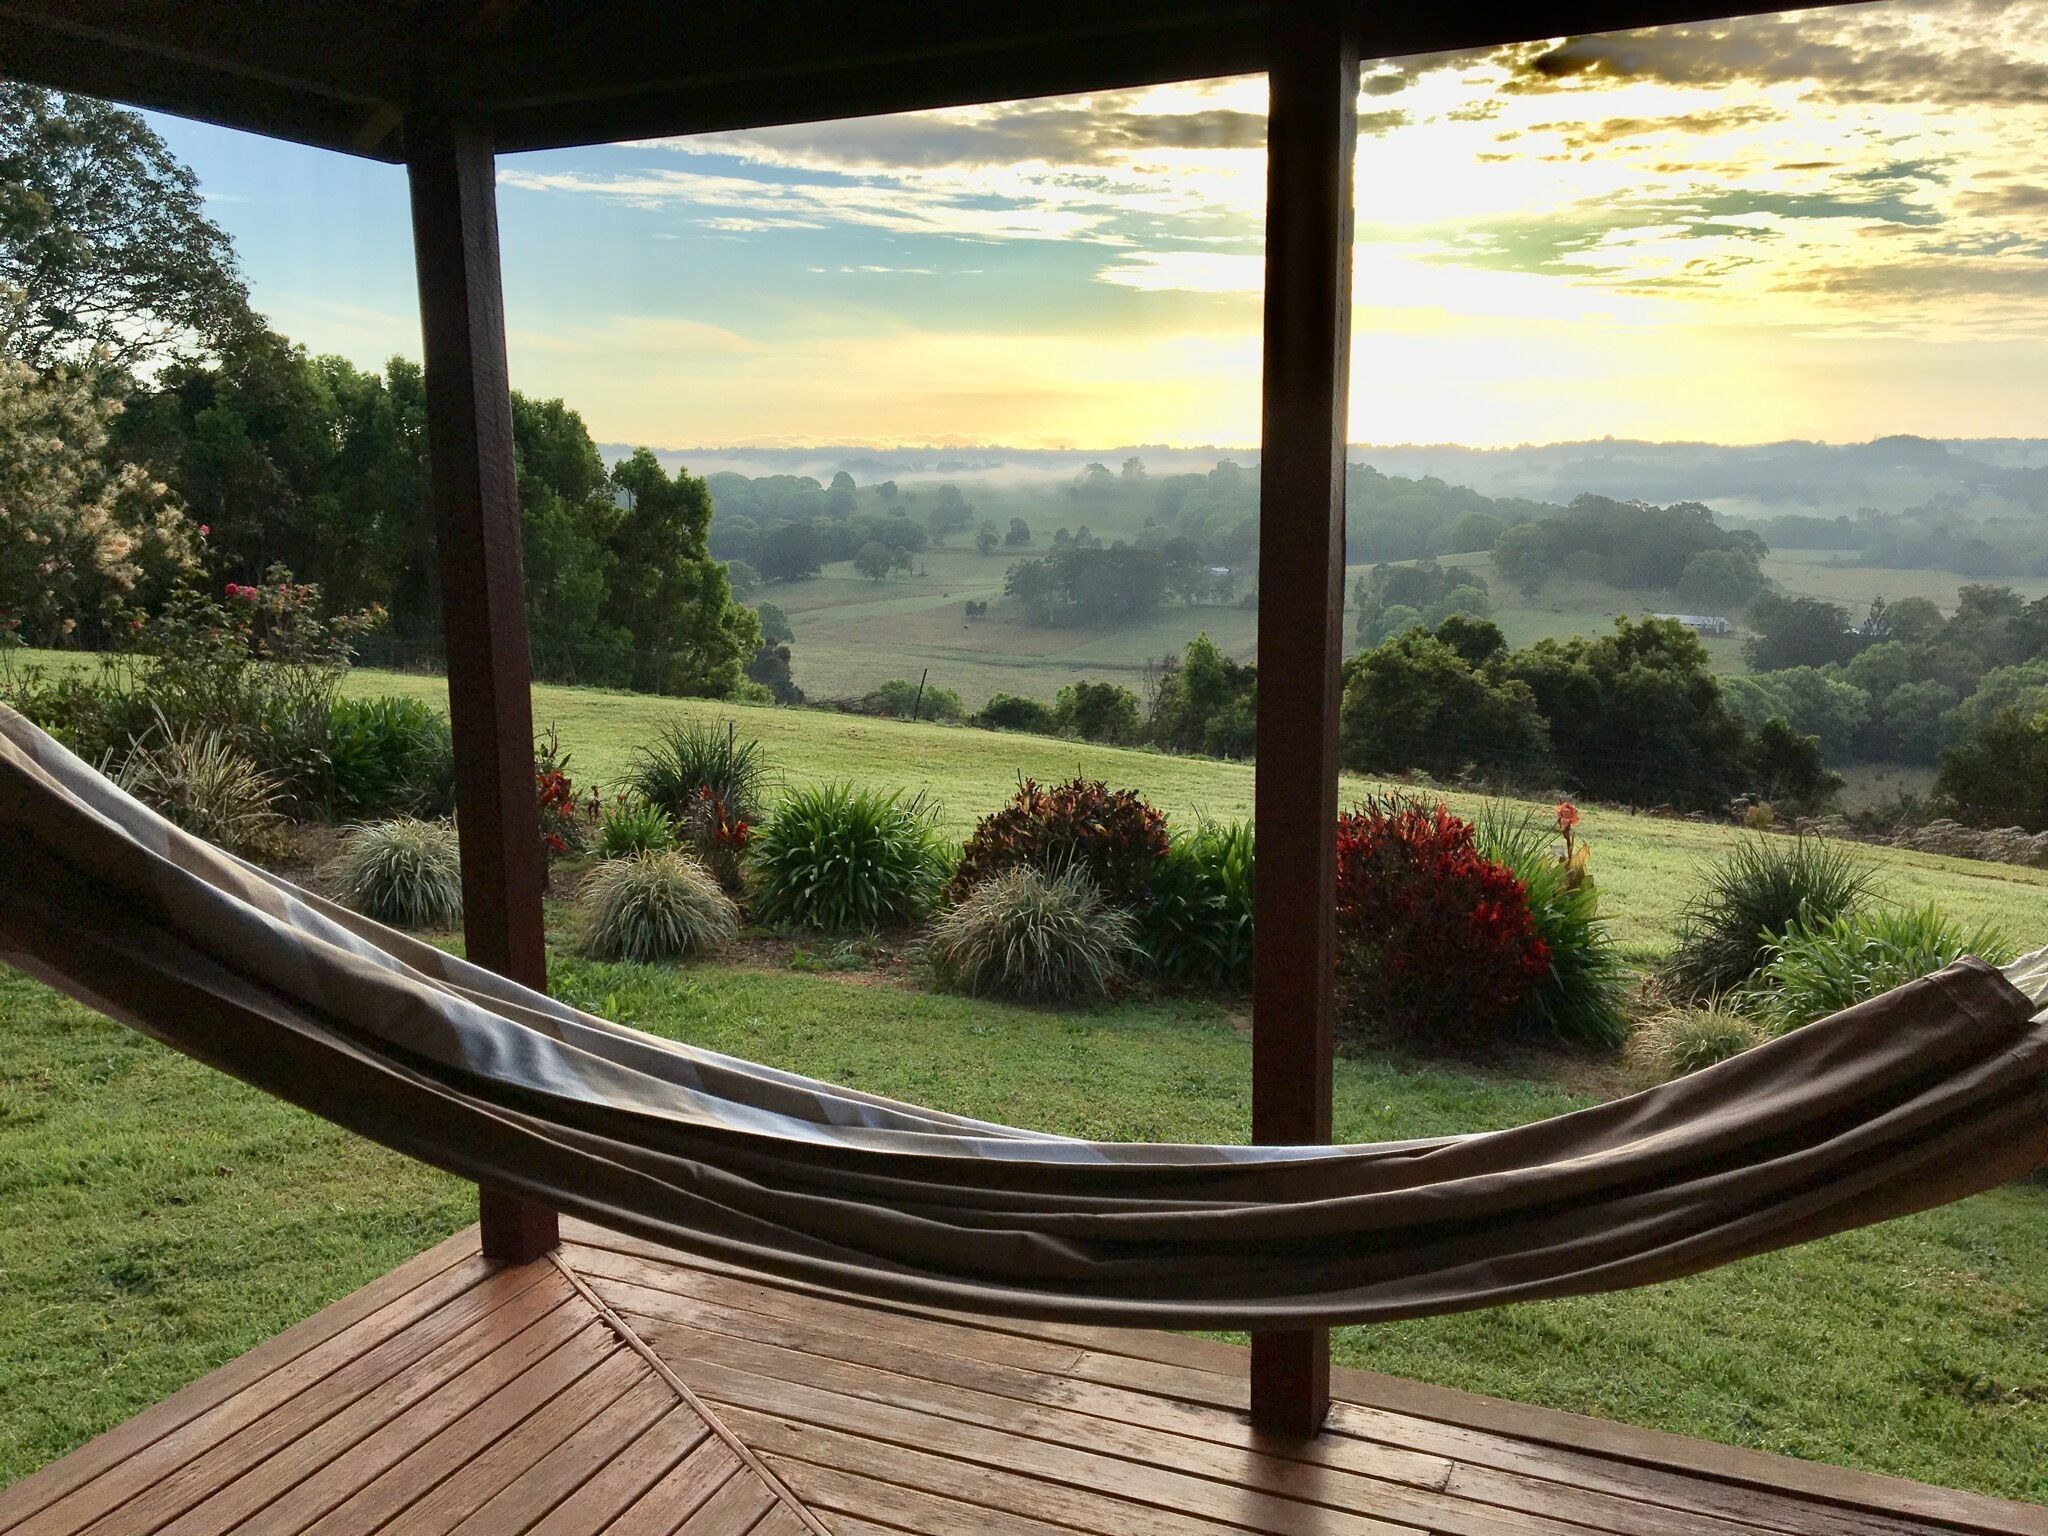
top-left (4, 659), bottom-right (2048, 1499)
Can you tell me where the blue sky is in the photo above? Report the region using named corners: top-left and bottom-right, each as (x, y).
top-left (152, 1), bottom-right (2048, 451)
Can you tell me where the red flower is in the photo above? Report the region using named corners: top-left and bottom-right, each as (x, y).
top-left (197, 524), bottom-right (210, 538)
top-left (1555, 801), bottom-right (1581, 831)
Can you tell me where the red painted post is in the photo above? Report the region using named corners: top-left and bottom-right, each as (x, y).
top-left (1249, 5), bottom-right (1357, 1438)
top-left (405, 114), bottom-right (559, 1265)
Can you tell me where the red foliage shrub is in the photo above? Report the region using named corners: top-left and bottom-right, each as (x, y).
top-left (1333, 796), bottom-right (1550, 1050)
top-left (951, 777), bottom-right (1169, 905)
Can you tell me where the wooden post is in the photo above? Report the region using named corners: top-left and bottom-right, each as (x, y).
top-left (1249, 4), bottom-right (1357, 1439)
top-left (405, 114), bottom-right (559, 1265)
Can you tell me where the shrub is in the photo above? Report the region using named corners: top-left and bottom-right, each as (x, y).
top-left (861, 677), bottom-right (965, 722)
top-left (0, 655), bottom-right (153, 766)
top-left (1334, 797), bottom-right (1551, 1051)
top-left (116, 714), bottom-right (287, 859)
top-left (329, 818), bottom-right (462, 929)
top-left (922, 866), bottom-right (1135, 1003)
top-left (749, 783), bottom-right (949, 931)
top-left (534, 722), bottom-right (589, 871)
top-left (978, 692), bottom-right (1056, 734)
top-left (1474, 801), bottom-right (1631, 1051)
top-left (1936, 706), bottom-right (2048, 830)
top-left (577, 850), bottom-right (739, 963)
top-left (951, 778), bottom-right (1169, 906)
top-left (595, 797), bottom-right (676, 859)
top-left (324, 694), bottom-right (454, 819)
top-left (1749, 905), bottom-right (2014, 1034)
top-left (1661, 835), bottom-right (1872, 1000)
top-left (1052, 680), bottom-right (1141, 744)
top-left (1138, 821), bottom-right (1253, 990)
top-left (1632, 1006), bottom-right (1768, 1081)
top-left (629, 718), bottom-right (768, 825)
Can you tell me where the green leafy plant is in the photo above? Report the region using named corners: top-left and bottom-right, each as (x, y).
top-left (922, 866), bottom-right (1136, 1003)
top-left (1662, 835), bottom-right (1873, 1000)
top-left (322, 694), bottom-right (454, 819)
top-left (328, 817), bottom-right (462, 929)
top-left (115, 712), bottom-right (287, 859)
top-left (951, 777), bottom-right (1169, 906)
top-left (1633, 1006), bottom-right (1768, 1081)
top-left (577, 850), bottom-right (739, 963)
top-left (595, 797), bottom-right (676, 859)
top-left (749, 783), bottom-right (949, 931)
top-left (1748, 904), bottom-right (2015, 1034)
top-left (1137, 820), bottom-right (1254, 991)
top-left (628, 718), bottom-right (768, 826)
top-left (861, 677), bottom-right (965, 721)
top-left (1475, 801), bottom-right (1632, 1050)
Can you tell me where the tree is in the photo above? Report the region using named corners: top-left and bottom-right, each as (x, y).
top-left (1676, 548), bottom-right (1763, 612)
top-left (1937, 706), bottom-right (2048, 828)
top-left (1721, 667), bottom-right (1869, 761)
top-left (606, 448), bottom-right (759, 695)
top-left (1743, 592), bottom-right (1859, 671)
top-left (1504, 617), bottom-right (1751, 810)
top-left (1340, 630), bottom-right (1551, 783)
top-left (830, 470), bottom-right (856, 493)
top-left (745, 642), bottom-right (803, 705)
top-left (854, 540), bottom-right (895, 582)
top-left (724, 559), bottom-right (761, 599)
top-left (1053, 680), bottom-right (1141, 744)
top-left (753, 600), bottom-right (793, 644)
top-left (1490, 521), bottom-right (1552, 596)
top-left (1433, 614), bottom-right (1506, 667)
top-left (975, 522), bottom-right (1000, 555)
top-left (0, 86), bottom-right (255, 367)
top-left (929, 483), bottom-right (971, 542)
top-left (1883, 595), bottom-right (1945, 644)
top-left (0, 356), bottom-right (196, 645)
top-left (1004, 516), bottom-right (1032, 547)
top-left (757, 520), bottom-right (822, 581)
top-left (877, 480), bottom-right (899, 503)
top-left (1748, 717), bottom-right (1840, 815)
top-left (1121, 456), bottom-right (1146, 482)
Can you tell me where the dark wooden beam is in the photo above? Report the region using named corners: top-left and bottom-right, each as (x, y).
top-left (404, 113), bottom-right (558, 1266)
top-left (1249, 2), bottom-right (1356, 1440)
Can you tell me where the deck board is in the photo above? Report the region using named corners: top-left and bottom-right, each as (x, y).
top-left (2, 1224), bottom-right (2040, 1536)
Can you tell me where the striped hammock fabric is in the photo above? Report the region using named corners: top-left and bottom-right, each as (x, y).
top-left (1, 704), bottom-right (2044, 1330)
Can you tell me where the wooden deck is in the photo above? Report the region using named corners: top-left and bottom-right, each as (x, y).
top-left (2, 1221), bottom-right (2041, 1536)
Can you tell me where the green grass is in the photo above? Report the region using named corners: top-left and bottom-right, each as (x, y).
top-left (3, 954), bottom-right (2044, 1500)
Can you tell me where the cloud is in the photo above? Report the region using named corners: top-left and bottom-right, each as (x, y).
top-left (1525, 103), bottom-right (1782, 149)
top-left (1498, 7), bottom-right (2048, 108)
top-left (1959, 182), bottom-right (2048, 216)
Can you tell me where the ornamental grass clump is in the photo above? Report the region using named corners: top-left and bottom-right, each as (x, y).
top-left (951, 777), bottom-right (1169, 906)
top-left (629, 719), bottom-right (767, 826)
top-left (329, 817), bottom-right (462, 929)
top-left (116, 714), bottom-right (287, 859)
top-left (595, 797), bottom-right (676, 860)
top-left (748, 783), bottom-right (948, 931)
top-left (577, 850), bottom-right (738, 963)
top-left (1748, 904), bottom-right (2013, 1035)
top-left (1474, 800), bottom-right (1632, 1051)
top-left (1632, 1005), bottom-right (1769, 1082)
top-left (1661, 835), bottom-right (1873, 1001)
top-left (1334, 796), bottom-right (1551, 1053)
top-left (922, 866), bottom-right (1135, 1004)
top-left (1137, 820), bottom-right (1253, 991)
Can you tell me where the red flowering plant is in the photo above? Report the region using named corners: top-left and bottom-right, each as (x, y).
top-left (1333, 796), bottom-right (1551, 1052)
top-left (950, 776), bottom-right (1170, 906)
top-left (687, 782), bottom-right (752, 890)
top-left (533, 722), bottom-right (590, 883)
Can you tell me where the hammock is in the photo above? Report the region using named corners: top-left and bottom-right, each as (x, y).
top-left (1, 706), bottom-right (2044, 1331)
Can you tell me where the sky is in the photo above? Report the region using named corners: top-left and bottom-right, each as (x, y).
top-left (149, 0), bottom-right (2048, 451)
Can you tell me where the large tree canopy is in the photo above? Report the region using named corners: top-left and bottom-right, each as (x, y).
top-left (0, 86), bottom-right (254, 368)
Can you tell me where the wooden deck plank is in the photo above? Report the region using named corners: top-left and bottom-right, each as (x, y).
top-left (445, 1373), bottom-right (676, 1535)
top-left (5, 1250), bottom-right (502, 1536)
top-left (0, 1227), bottom-right (483, 1536)
top-left (7, 1226), bottom-right (2043, 1536)
top-left (605, 1441), bottom-right (743, 1536)
top-left (521, 1402), bottom-right (711, 1536)
top-left (675, 1471), bottom-right (775, 1535)
top-left (298, 1322), bottom-right (623, 1536)
top-left (375, 1348), bottom-right (648, 1535)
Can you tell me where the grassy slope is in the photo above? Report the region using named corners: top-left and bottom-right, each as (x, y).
top-left (341, 664), bottom-right (2048, 960)
top-left (3, 957), bottom-right (2043, 1499)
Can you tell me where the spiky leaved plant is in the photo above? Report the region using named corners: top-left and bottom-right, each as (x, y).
top-left (577, 849), bottom-right (739, 963)
top-left (921, 865), bottom-right (1136, 1004)
top-left (329, 817), bottom-right (463, 929)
